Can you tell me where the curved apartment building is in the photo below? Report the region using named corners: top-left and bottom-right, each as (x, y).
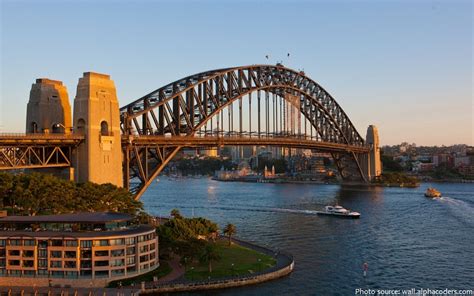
top-left (0, 212), bottom-right (158, 288)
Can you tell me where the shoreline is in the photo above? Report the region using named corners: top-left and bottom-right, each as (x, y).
top-left (140, 237), bottom-right (294, 294)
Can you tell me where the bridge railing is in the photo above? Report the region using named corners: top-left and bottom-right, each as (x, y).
top-left (0, 133), bottom-right (84, 140)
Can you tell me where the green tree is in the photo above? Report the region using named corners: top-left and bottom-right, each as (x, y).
top-left (223, 223), bottom-right (236, 246)
top-left (170, 209), bottom-right (183, 219)
top-left (199, 243), bottom-right (221, 273)
top-left (0, 172), bottom-right (143, 216)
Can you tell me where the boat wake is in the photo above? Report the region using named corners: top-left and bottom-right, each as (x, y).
top-left (149, 204), bottom-right (321, 216)
top-left (439, 197), bottom-right (474, 226)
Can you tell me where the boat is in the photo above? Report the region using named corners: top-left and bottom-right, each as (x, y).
top-left (425, 187), bottom-right (442, 198)
top-left (317, 205), bottom-right (360, 218)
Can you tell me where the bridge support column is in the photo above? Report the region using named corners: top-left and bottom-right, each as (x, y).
top-left (25, 78), bottom-right (74, 180)
top-left (362, 125), bottom-right (382, 181)
top-left (73, 72), bottom-right (123, 187)
top-left (26, 78), bottom-right (72, 134)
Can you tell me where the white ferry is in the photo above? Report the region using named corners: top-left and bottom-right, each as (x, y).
top-left (317, 205), bottom-right (360, 219)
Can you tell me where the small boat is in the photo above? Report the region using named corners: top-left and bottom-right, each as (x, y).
top-left (425, 187), bottom-right (441, 198)
top-left (317, 205), bottom-right (360, 218)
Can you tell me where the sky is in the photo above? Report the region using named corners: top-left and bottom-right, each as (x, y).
top-left (0, 0), bottom-right (472, 146)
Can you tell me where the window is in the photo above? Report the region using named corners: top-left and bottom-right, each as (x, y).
top-left (140, 245), bottom-right (149, 253)
top-left (9, 270), bottom-right (21, 276)
top-left (76, 118), bottom-right (86, 135)
top-left (38, 249), bottom-right (47, 258)
top-left (110, 259), bottom-right (124, 267)
top-left (50, 251), bottom-right (62, 258)
top-left (126, 247), bottom-right (136, 255)
top-left (8, 250), bottom-right (20, 256)
top-left (24, 240), bottom-right (35, 246)
top-left (51, 271), bottom-right (63, 278)
top-left (0, 249), bottom-right (4, 257)
top-left (9, 240), bottom-right (21, 246)
top-left (126, 257), bottom-right (135, 265)
top-left (80, 240), bottom-right (92, 248)
top-left (80, 261), bottom-right (92, 269)
top-left (95, 250), bottom-right (108, 257)
top-left (80, 270), bottom-right (92, 277)
top-left (140, 255), bottom-right (149, 263)
top-left (100, 121), bottom-right (109, 136)
top-left (65, 240), bottom-right (77, 247)
top-left (125, 237), bottom-right (136, 245)
top-left (150, 243), bottom-right (156, 250)
top-left (94, 270), bottom-right (109, 278)
top-left (23, 270), bottom-right (35, 276)
top-left (37, 269), bottom-right (48, 276)
top-left (94, 240), bottom-right (109, 247)
top-left (150, 252), bottom-right (156, 260)
top-left (38, 259), bottom-right (47, 268)
top-left (22, 260), bottom-right (34, 268)
top-left (110, 239), bottom-right (125, 246)
top-left (110, 249), bottom-right (124, 257)
top-left (8, 260), bottom-right (20, 266)
top-left (94, 260), bottom-right (109, 267)
top-left (64, 261), bottom-right (76, 268)
top-left (0, 240), bottom-right (6, 247)
top-left (38, 240), bottom-right (48, 248)
top-left (111, 269), bottom-right (124, 276)
top-left (65, 271), bottom-right (78, 278)
top-left (0, 259), bottom-right (5, 267)
top-left (51, 240), bottom-right (62, 247)
top-left (81, 250), bottom-right (92, 259)
top-left (64, 251), bottom-right (76, 258)
top-left (50, 261), bottom-right (61, 268)
top-left (23, 250), bottom-right (34, 258)
top-left (127, 266), bottom-right (136, 273)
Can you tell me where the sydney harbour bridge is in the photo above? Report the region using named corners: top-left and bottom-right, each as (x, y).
top-left (0, 64), bottom-right (381, 199)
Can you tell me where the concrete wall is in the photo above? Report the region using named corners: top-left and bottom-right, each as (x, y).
top-left (141, 262), bottom-right (294, 293)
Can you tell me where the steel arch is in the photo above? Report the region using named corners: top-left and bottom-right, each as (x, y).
top-left (120, 65), bottom-right (367, 199)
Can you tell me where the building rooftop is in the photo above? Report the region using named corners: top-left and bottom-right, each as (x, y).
top-left (0, 212), bottom-right (132, 224)
top-left (0, 224), bottom-right (154, 238)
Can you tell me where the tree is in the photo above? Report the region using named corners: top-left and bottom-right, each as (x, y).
top-left (223, 223), bottom-right (236, 246)
top-left (170, 209), bottom-right (183, 219)
top-left (0, 172), bottom-right (143, 216)
top-left (199, 243), bottom-right (221, 273)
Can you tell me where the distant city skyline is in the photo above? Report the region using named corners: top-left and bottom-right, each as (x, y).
top-left (1, 0), bottom-right (472, 146)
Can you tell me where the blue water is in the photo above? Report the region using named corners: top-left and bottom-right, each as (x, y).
top-left (141, 178), bottom-right (474, 295)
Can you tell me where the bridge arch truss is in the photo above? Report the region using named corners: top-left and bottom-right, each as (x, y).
top-left (120, 65), bottom-right (368, 199)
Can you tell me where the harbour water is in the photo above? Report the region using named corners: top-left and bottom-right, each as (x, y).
top-left (142, 178), bottom-right (474, 295)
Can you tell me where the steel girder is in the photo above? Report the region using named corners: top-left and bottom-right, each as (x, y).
top-left (120, 65), bottom-right (368, 199)
top-left (0, 135), bottom-right (84, 170)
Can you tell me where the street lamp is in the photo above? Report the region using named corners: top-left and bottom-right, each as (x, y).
top-left (53, 123), bottom-right (73, 133)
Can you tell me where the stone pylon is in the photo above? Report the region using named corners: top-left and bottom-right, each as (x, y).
top-left (364, 125), bottom-right (382, 181)
top-left (26, 79), bottom-right (72, 134)
top-left (72, 72), bottom-right (123, 187)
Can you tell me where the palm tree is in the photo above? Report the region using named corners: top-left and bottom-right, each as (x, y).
top-left (170, 208), bottom-right (183, 219)
top-left (223, 223), bottom-right (236, 246)
top-left (199, 243), bottom-right (221, 273)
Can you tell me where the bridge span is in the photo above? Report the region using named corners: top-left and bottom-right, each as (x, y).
top-left (0, 65), bottom-right (381, 199)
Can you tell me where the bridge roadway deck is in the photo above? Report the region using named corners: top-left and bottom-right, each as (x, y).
top-left (0, 134), bottom-right (369, 154)
top-left (0, 133), bottom-right (84, 145)
top-left (124, 135), bottom-right (370, 154)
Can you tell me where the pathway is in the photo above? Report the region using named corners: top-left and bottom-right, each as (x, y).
top-left (155, 255), bottom-right (185, 284)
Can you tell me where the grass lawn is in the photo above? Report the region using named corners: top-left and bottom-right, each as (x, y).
top-left (185, 240), bottom-right (276, 280)
top-left (107, 261), bottom-right (172, 288)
